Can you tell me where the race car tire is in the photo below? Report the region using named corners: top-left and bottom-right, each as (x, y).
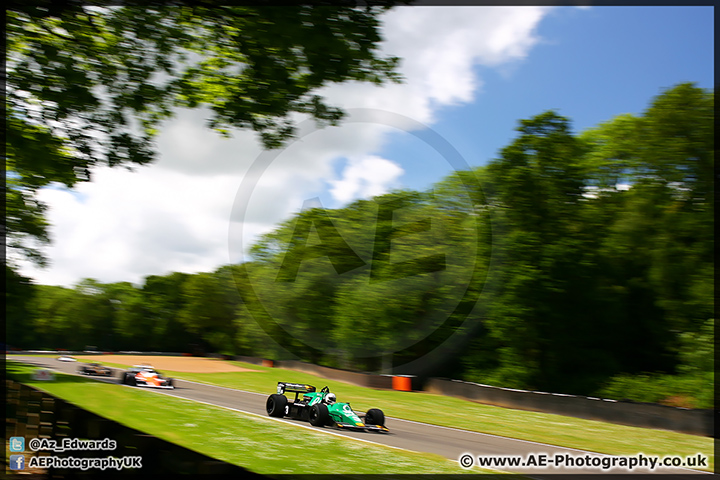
top-left (127, 374), bottom-right (137, 386)
top-left (267, 394), bottom-right (288, 417)
top-left (309, 403), bottom-right (330, 427)
top-left (168, 378), bottom-right (175, 388)
top-left (365, 408), bottom-right (385, 427)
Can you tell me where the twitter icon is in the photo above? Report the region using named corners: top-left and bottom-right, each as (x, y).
top-left (9, 437), bottom-right (25, 452)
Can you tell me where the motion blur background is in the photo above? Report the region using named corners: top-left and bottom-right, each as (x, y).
top-left (5, 4), bottom-right (714, 409)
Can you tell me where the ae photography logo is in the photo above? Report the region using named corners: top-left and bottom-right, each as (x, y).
top-left (229, 109), bottom-right (500, 372)
top-left (458, 452), bottom-right (709, 472)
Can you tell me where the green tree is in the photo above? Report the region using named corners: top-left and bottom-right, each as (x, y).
top-left (30, 284), bottom-right (79, 349)
top-left (70, 279), bottom-right (117, 350)
top-left (10, 81), bottom-right (712, 409)
top-left (478, 111), bottom-right (594, 390)
top-left (6, 3), bottom-right (402, 264)
top-left (579, 83), bottom-right (714, 380)
top-left (5, 266), bottom-right (38, 348)
top-left (178, 270), bottom-right (241, 354)
top-left (244, 206), bottom-right (371, 364)
top-left (139, 272), bottom-right (194, 351)
top-left (103, 282), bottom-right (148, 351)
top-left (29, 281), bottom-right (114, 351)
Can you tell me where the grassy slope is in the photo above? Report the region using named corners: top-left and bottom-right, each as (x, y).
top-left (82, 357), bottom-right (713, 471)
top-left (16, 355), bottom-right (714, 472)
top-left (6, 361), bottom-right (497, 475)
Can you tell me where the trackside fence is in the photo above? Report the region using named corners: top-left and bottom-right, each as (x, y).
top-left (11, 351), bottom-right (713, 437)
top-left (242, 355), bottom-right (714, 437)
top-left (273, 360), bottom-right (395, 390)
top-left (423, 378), bottom-right (714, 437)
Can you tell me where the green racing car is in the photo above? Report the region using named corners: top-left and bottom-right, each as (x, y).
top-left (266, 382), bottom-right (388, 433)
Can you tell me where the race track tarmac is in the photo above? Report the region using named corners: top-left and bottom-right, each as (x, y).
top-left (10, 355), bottom-right (709, 476)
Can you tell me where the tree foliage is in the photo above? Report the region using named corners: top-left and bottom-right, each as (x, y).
top-left (5, 2), bottom-right (402, 264)
top-left (6, 83), bottom-right (713, 408)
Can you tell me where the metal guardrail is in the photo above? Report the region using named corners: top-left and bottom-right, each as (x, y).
top-left (424, 378), bottom-right (714, 437)
top-left (9, 350), bottom-right (713, 437)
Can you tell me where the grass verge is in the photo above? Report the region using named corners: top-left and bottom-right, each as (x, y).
top-left (68, 356), bottom-right (713, 472)
top-left (6, 361), bottom-right (498, 475)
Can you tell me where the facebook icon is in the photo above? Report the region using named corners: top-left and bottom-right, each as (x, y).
top-left (10, 455), bottom-right (25, 470)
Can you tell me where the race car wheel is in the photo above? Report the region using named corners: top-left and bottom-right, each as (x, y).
top-left (309, 403), bottom-right (330, 427)
top-left (168, 378), bottom-right (175, 388)
top-left (365, 408), bottom-right (385, 427)
top-left (128, 375), bottom-right (137, 386)
top-left (267, 394), bottom-right (288, 418)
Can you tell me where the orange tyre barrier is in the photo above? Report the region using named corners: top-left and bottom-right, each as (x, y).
top-left (392, 375), bottom-right (412, 391)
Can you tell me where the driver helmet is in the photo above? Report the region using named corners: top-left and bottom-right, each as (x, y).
top-left (325, 393), bottom-right (336, 404)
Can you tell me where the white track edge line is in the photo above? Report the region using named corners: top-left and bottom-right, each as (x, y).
top-left (129, 385), bottom-right (479, 468)
top-left (11, 359), bottom-right (711, 475)
top-left (388, 417), bottom-right (712, 474)
top-left (160, 392), bottom-right (512, 474)
top-left (173, 376), bottom-right (712, 475)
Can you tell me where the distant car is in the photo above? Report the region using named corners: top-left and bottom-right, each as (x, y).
top-left (77, 362), bottom-right (113, 376)
top-left (266, 382), bottom-right (388, 432)
top-left (120, 365), bottom-right (174, 389)
top-left (57, 355), bottom-right (77, 362)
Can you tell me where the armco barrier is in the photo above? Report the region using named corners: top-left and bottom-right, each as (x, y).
top-left (425, 378), bottom-right (714, 437)
top-left (13, 351), bottom-right (711, 437)
top-left (5, 379), bottom-right (265, 477)
top-left (273, 360), bottom-right (394, 390)
top-left (239, 357), bottom-right (423, 391)
top-left (218, 356), bottom-right (713, 436)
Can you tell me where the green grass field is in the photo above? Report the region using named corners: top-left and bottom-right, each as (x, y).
top-left (12, 355), bottom-right (714, 472)
top-left (6, 361), bottom-right (501, 475)
top-left (100, 357), bottom-right (715, 471)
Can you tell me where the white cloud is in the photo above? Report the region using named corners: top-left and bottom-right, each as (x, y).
top-left (153, 107), bottom-right (263, 177)
top-left (329, 156), bottom-right (404, 204)
top-left (331, 6), bottom-right (548, 118)
top-left (18, 6), bottom-right (550, 286)
top-left (21, 166), bottom-right (242, 286)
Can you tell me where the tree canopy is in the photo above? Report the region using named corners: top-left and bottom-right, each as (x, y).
top-left (5, 82), bottom-right (713, 407)
top-left (5, 2), bottom-right (402, 264)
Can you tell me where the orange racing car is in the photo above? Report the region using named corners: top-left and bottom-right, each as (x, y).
top-left (120, 365), bottom-right (175, 389)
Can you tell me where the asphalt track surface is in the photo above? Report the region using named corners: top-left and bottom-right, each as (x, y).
top-left (10, 355), bottom-right (710, 476)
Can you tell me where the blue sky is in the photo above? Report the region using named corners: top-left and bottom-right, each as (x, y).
top-left (18, 6), bottom-right (714, 286)
top-left (366, 6), bottom-right (714, 197)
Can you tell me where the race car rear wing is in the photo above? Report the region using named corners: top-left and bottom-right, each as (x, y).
top-left (277, 382), bottom-right (316, 394)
